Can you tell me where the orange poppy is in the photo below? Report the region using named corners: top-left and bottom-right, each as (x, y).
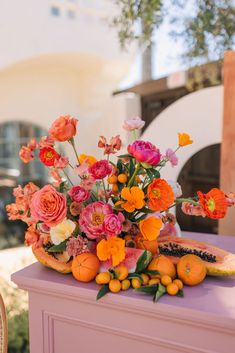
top-left (197, 188), bottom-right (227, 219)
top-left (147, 179), bottom-right (174, 211)
top-left (120, 187), bottom-right (145, 213)
top-left (96, 237), bottom-right (125, 267)
top-left (139, 216), bottom-right (163, 241)
top-left (78, 154), bottom-right (97, 166)
top-left (178, 133), bottom-right (193, 147)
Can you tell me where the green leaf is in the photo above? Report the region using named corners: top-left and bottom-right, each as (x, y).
top-left (135, 250), bottom-right (152, 274)
top-left (127, 273), bottom-right (144, 282)
top-left (48, 239), bottom-right (67, 253)
top-left (117, 154), bottom-right (134, 159)
top-left (150, 168), bottom-right (160, 179)
top-left (153, 283), bottom-right (166, 303)
top-left (143, 270), bottom-right (160, 276)
top-left (134, 284), bottom-right (158, 295)
top-left (177, 289), bottom-right (184, 298)
top-left (139, 207), bottom-right (155, 214)
top-left (96, 284), bottom-right (110, 300)
top-left (129, 157), bottom-right (136, 177)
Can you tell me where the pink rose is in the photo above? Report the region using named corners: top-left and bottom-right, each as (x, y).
top-left (123, 116), bottom-right (145, 131)
top-left (79, 201), bottom-right (112, 239)
top-left (104, 213), bottom-right (124, 237)
top-left (30, 185), bottom-right (67, 227)
top-left (88, 160), bottom-right (112, 180)
top-left (128, 140), bottom-right (161, 166)
top-left (49, 115), bottom-right (78, 142)
top-left (68, 185), bottom-right (91, 203)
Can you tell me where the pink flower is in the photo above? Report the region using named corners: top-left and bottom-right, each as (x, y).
top-left (98, 135), bottom-right (122, 154)
top-left (79, 201), bottom-right (112, 239)
top-left (39, 135), bottom-right (55, 148)
top-left (66, 236), bottom-right (89, 257)
top-left (226, 192), bottom-right (235, 206)
top-left (70, 202), bottom-right (83, 216)
top-left (164, 148), bottom-right (178, 167)
top-left (74, 160), bottom-right (89, 177)
top-left (181, 202), bottom-right (206, 217)
top-left (68, 185), bottom-right (91, 203)
top-left (49, 169), bottom-right (63, 187)
top-left (104, 213), bottom-right (124, 237)
top-left (88, 160), bottom-right (112, 180)
top-left (27, 138), bottom-right (38, 151)
top-left (123, 116), bottom-right (145, 131)
top-left (54, 156), bottom-right (69, 169)
top-left (19, 146), bottom-right (34, 163)
top-left (128, 140), bottom-right (161, 166)
top-left (49, 115), bottom-right (78, 142)
top-left (30, 185), bottom-right (67, 227)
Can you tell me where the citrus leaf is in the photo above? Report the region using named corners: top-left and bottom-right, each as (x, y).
top-left (150, 168), bottom-right (160, 179)
top-left (153, 283), bottom-right (166, 303)
top-left (48, 239), bottom-right (67, 253)
top-left (134, 284), bottom-right (158, 295)
top-left (143, 270), bottom-right (160, 276)
top-left (135, 250), bottom-right (152, 274)
top-left (177, 289), bottom-right (184, 297)
top-left (117, 154), bottom-right (134, 159)
top-left (96, 284), bottom-right (109, 300)
top-left (127, 273), bottom-right (144, 282)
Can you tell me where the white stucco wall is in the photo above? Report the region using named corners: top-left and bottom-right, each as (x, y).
top-left (142, 86), bottom-right (223, 181)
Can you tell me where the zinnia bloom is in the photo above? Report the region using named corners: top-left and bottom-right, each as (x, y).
top-left (49, 115), bottom-right (78, 142)
top-left (197, 188), bottom-right (227, 219)
top-left (147, 179), bottom-right (174, 211)
top-left (39, 147), bottom-right (60, 166)
top-left (178, 132), bottom-right (193, 147)
top-left (120, 187), bottom-right (145, 213)
top-left (139, 216), bottom-right (163, 241)
top-left (123, 116), bottom-right (145, 131)
top-left (128, 140), bottom-right (161, 166)
top-left (97, 237), bottom-right (125, 267)
top-left (88, 160), bottom-right (112, 180)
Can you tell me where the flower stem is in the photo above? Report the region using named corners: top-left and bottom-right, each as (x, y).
top-left (69, 138), bottom-right (80, 164)
top-left (175, 198), bottom-right (199, 206)
top-left (127, 162), bottom-right (141, 187)
top-left (63, 170), bottom-right (73, 186)
top-left (102, 179), bottom-right (108, 202)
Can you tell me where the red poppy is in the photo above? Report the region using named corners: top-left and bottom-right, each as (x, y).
top-left (39, 147), bottom-right (59, 166)
top-left (197, 188), bottom-right (227, 219)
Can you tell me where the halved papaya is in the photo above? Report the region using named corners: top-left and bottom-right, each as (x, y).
top-left (158, 236), bottom-right (235, 276)
top-left (32, 245), bottom-right (72, 274)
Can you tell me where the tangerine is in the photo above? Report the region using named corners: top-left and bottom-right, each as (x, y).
top-left (109, 279), bottom-right (121, 293)
top-left (112, 184), bottom-right (119, 193)
top-left (149, 278), bottom-right (160, 285)
top-left (121, 279), bottom-right (131, 291)
top-left (107, 175), bottom-right (118, 184)
top-left (173, 279), bottom-right (183, 290)
top-left (161, 275), bottom-right (172, 286)
top-left (72, 253), bottom-right (100, 282)
top-left (148, 255), bottom-right (176, 279)
top-left (136, 234), bottom-right (158, 254)
top-left (177, 254), bottom-right (206, 286)
top-left (131, 278), bottom-right (142, 289)
top-left (140, 273), bottom-right (149, 285)
top-left (117, 174), bottom-right (128, 183)
top-left (115, 265), bottom-right (129, 280)
top-left (167, 283), bottom-right (179, 296)
top-left (95, 272), bottom-right (111, 285)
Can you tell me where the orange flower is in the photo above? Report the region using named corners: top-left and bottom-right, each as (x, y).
top-left (139, 216), bottom-right (163, 241)
top-left (120, 187), bottom-right (145, 213)
top-left (147, 179), bottom-right (174, 211)
top-left (78, 154), bottom-right (97, 166)
top-left (197, 188), bottom-right (227, 219)
top-left (97, 237), bottom-right (125, 267)
top-left (178, 132), bottom-right (193, 147)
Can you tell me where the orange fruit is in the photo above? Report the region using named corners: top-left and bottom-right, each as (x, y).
top-left (115, 265), bottom-right (128, 280)
top-left (177, 254), bottom-right (206, 286)
top-left (109, 279), bottom-right (121, 293)
top-left (136, 234), bottom-right (158, 254)
top-left (117, 174), bottom-right (127, 183)
top-left (107, 175), bottom-right (118, 184)
top-left (167, 283), bottom-right (179, 296)
top-left (161, 275), bottom-right (172, 286)
top-left (131, 278), bottom-right (142, 289)
top-left (121, 279), bottom-right (131, 291)
top-left (112, 184), bottom-right (119, 193)
top-left (140, 273), bottom-right (149, 285)
top-left (95, 272), bottom-right (111, 285)
top-left (149, 278), bottom-right (160, 285)
top-left (72, 253), bottom-right (100, 282)
top-left (148, 255), bottom-right (176, 279)
top-left (173, 279), bottom-right (183, 290)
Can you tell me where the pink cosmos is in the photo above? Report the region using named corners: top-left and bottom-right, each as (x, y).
top-left (104, 213), bottom-right (124, 237)
top-left (123, 116), bottom-right (145, 131)
top-left (68, 185), bottom-right (91, 203)
top-left (54, 156), bottom-right (69, 169)
top-left (80, 175), bottom-right (96, 190)
top-left (79, 201), bottom-right (113, 239)
top-left (127, 140), bottom-right (161, 166)
top-left (88, 160), bottom-right (112, 180)
top-left (98, 135), bottom-right (122, 154)
top-left (164, 148), bottom-right (178, 167)
top-left (74, 160), bottom-right (89, 178)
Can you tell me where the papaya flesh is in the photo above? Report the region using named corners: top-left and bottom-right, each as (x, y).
top-left (32, 245), bottom-right (72, 274)
top-left (158, 236), bottom-right (235, 276)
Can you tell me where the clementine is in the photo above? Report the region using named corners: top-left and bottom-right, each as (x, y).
top-left (72, 253), bottom-right (100, 282)
top-left (177, 254), bottom-right (206, 286)
top-left (148, 255), bottom-right (176, 279)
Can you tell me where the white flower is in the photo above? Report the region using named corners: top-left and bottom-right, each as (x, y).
top-left (50, 218), bottom-right (76, 245)
top-left (167, 180), bottom-right (182, 198)
top-left (123, 116), bottom-right (145, 131)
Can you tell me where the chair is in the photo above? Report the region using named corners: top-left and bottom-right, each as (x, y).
top-left (0, 293), bottom-right (7, 353)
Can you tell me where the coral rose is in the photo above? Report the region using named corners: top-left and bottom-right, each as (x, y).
top-left (88, 160), bottom-right (112, 180)
top-left (30, 185), bottom-right (67, 227)
top-left (68, 185), bottom-right (91, 203)
top-left (127, 140), bottom-right (161, 166)
top-left (49, 115), bottom-right (78, 142)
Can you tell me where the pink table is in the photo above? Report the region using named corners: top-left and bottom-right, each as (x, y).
top-left (12, 232), bottom-right (235, 353)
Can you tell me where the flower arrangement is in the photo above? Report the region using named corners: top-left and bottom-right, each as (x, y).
top-left (6, 115), bottom-right (235, 301)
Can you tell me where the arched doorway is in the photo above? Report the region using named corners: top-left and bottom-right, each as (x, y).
top-left (176, 144), bottom-right (220, 234)
top-left (0, 121), bottom-right (48, 249)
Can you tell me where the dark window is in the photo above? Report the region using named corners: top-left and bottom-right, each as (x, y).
top-left (51, 6), bottom-right (60, 17)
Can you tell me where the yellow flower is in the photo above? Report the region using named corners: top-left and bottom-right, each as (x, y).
top-left (120, 187), bottom-right (145, 213)
top-left (78, 154), bottom-right (97, 166)
top-left (178, 133), bottom-right (193, 147)
top-left (139, 216), bottom-right (162, 241)
top-left (50, 218), bottom-right (76, 245)
top-left (97, 237), bottom-right (125, 267)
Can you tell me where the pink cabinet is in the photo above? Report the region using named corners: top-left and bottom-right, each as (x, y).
top-left (12, 232), bottom-right (235, 353)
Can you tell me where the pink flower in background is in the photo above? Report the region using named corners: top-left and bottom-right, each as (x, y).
top-left (98, 135), bottom-right (122, 154)
top-left (226, 192), bottom-right (235, 206)
top-left (19, 146), bottom-right (34, 163)
top-left (123, 116), bottom-right (145, 131)
top-left (79, 201), bottom-right (112, 239)
top-left (80, 175), bottom-right (96, 190)
top-left (39, 135), bottom-right (55, 148)
top-left (49, 169), bottom-right (63, 187)
top-left (89, 160), bottom-right (112, 180)
top-left (54, 156), bottom-right (69, 169)
top-left (164, 148), bottom-right (178, 167)
top-left (68, 185), bottom-right (91, 203)
top-left (74, 160), bottom-right (89, 177)
top-left (27, 138), bottom-right (38, 151)
top-left (128, 140), bottom-right (161, 166)
top-left (30, 185), bottom-right (67, 227)
top-left (49, 115), bottom-right (78, 142)
top-left (104, 213), bottom-right (124, 237)
top-left (181, 202), bottom-right (206, 217)
top-left (66, 236), bottom-right (89, 257)
top-left (70, 202), bottom-right (83, 216)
